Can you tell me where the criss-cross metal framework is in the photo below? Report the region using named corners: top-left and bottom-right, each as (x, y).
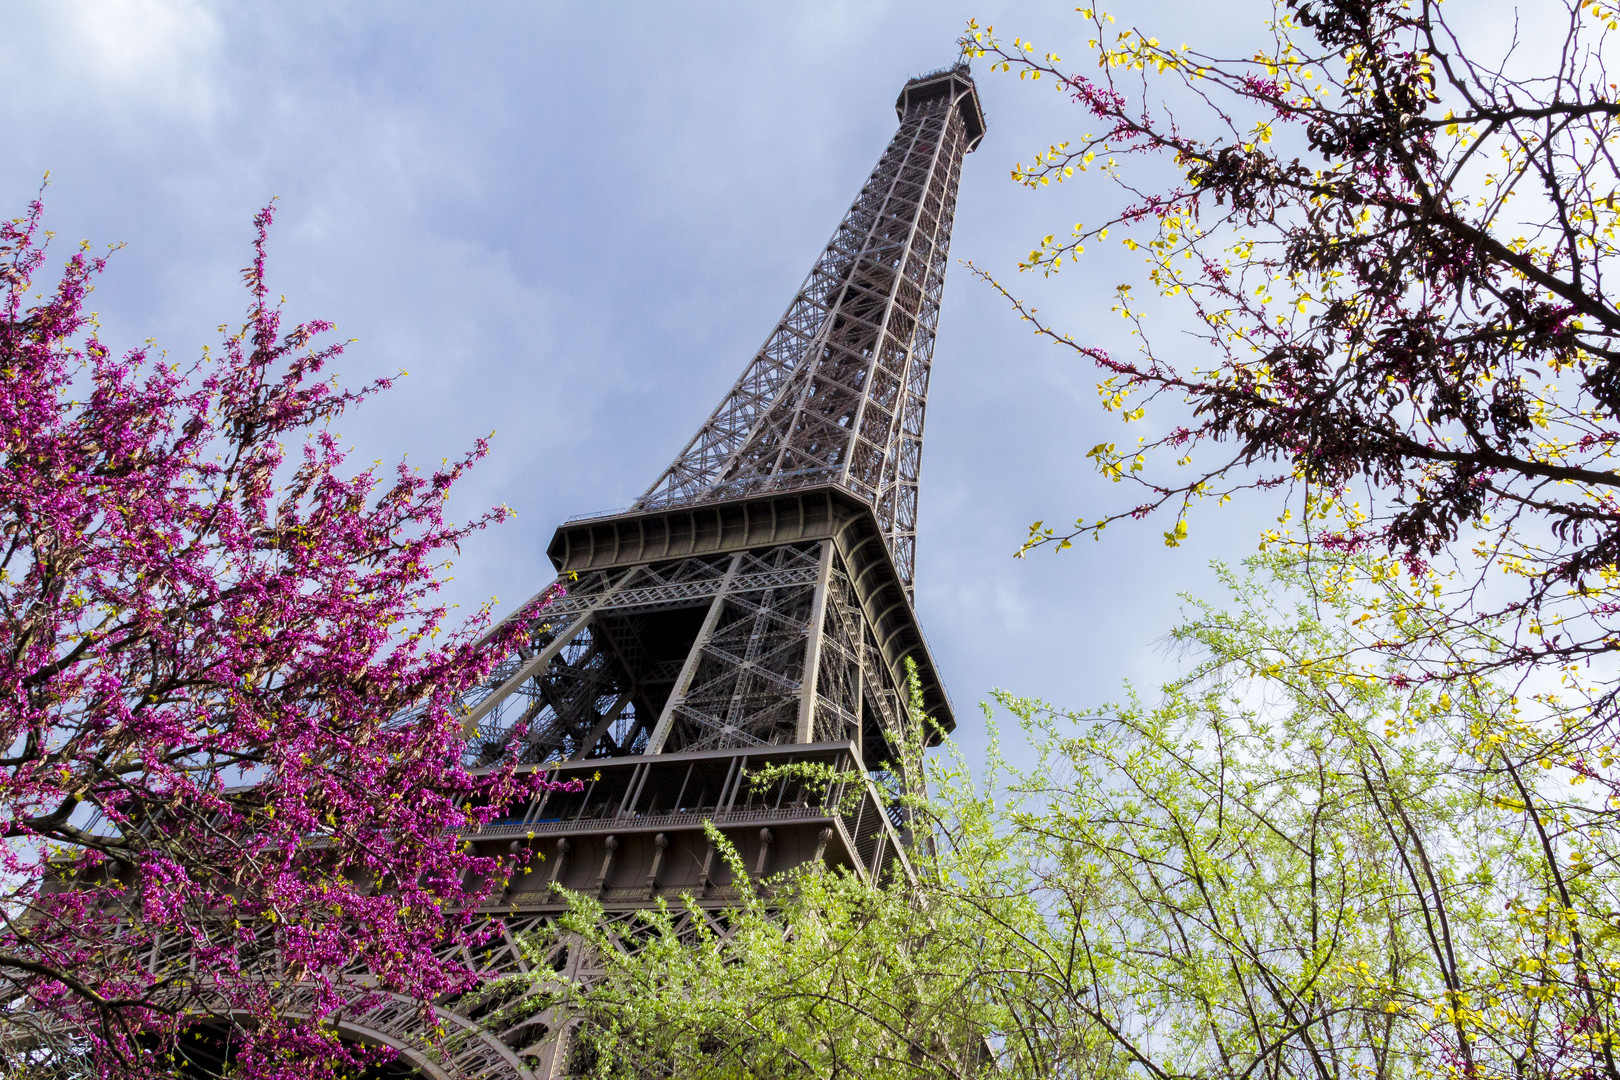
top-left (636, 65), bottom-right (985, 591)
top-left (152, 64), bottom-right (984, 1080)
top-left (455, 67), bottom-right (982, 784)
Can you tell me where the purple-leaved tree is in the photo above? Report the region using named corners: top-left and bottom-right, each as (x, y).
top-left (969, 0), bottom-right (1620, 701)
top-left (0, 198), bottom-right (546, 1077)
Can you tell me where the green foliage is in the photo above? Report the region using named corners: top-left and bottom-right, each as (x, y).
top-left (989, 553), bottom-right (1620, 1080)
top-left (532, 717), bottom-right (1043, 1079)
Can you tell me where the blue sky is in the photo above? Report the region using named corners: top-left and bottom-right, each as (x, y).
top-left (1, 0), bottom-right (1283, 766)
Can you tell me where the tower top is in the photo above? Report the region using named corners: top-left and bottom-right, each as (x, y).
top-left (897, 63), bottom-right (986, 151)
top-left (630, 62), bottom-right (986, 591)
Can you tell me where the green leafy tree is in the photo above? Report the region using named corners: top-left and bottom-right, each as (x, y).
top-left (481, 685), bottom-right (1048, 1079)
top-left (546, 831), bottom-right (1017, 1080)
top-left (987, 552), bottom-right (1620, 1080)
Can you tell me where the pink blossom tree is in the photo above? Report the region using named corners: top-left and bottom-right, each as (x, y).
top-left (0, 197), bottom-right (541, 1076)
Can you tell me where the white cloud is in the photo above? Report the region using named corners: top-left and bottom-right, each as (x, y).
top-left (1, 0), bottom-right (222, 119)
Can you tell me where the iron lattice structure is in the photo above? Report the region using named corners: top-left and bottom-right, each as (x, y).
top-left (153, 64), bottom-right (984, 1080)
top-left (635, 64), bottom-right (984, 592)
top-left (459, 65), bottom-right (981, 777)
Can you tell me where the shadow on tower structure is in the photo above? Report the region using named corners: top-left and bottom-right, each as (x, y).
top-left (213, 61), bottom-right (986, 1080)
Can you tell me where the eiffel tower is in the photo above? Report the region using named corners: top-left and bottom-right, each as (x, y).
top-left (338, 62), bottom-right (985, 1078)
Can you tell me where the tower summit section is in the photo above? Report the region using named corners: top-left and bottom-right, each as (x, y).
top-left (636, 64), bottom-right (986, 590)
top-left (458, 65), bottom-right (983, 777)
